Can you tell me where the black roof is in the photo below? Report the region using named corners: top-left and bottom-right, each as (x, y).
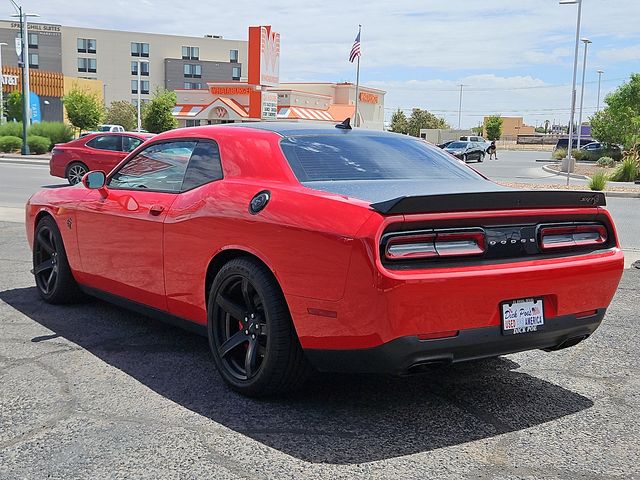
top-left (225, 121), bottom-right (402, 138)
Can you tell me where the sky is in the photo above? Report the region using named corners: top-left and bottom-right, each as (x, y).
top-left (26, 0), bottom-right (640, 128)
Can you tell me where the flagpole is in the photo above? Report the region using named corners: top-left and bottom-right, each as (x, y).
top-left (354, 24), bottom-right (361, 127)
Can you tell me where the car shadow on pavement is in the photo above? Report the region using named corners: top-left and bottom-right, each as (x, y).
top-left (0, 286), bottom-right (594, 465)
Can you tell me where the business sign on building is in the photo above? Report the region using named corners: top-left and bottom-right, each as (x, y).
top-left (248, 25), bottom-right (280, 87)
top-left (261, 92), bottom-right (278, 119)
top-left (2, 74), bottom-right (18, 86)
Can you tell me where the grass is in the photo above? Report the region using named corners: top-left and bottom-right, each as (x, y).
top-left (588, 171), bottom-right (608, 191)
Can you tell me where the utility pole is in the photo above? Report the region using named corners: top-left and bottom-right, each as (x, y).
top-left (457, 84), bottom-right (465, 129)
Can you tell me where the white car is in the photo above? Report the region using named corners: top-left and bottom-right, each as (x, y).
top-left (97, 124), bottom-right (125, 133)
top-left (460, 135), bottom-right (492, 151)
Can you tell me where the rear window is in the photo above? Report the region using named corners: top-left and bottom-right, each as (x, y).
top-left (280, 134), bottom-right (481, 182)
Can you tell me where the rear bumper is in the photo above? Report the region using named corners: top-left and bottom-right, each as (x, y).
top-left (49, 155), bottom-right (66, 178)
top-left (304, 309), bottom-right (604, 374)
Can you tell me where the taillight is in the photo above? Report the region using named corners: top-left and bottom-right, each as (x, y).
top-left (539, 224), bottom-right (607, 251)
top-left (385, 229), bottom-right (486, 260)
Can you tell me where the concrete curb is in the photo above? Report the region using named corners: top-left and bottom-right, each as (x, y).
top-left (0, 158), bottom-right (49, 166)
top-left (541, 164), bottom-right (590, 180)
top-left (535, 159), bottom-right (558, 163)
top-left (604, 191), bottom-right (640, 199)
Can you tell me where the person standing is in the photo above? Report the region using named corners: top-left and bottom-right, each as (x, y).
top-left (488, 141), bottom-right (498, 160)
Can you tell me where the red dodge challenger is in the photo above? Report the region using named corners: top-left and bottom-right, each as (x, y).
top-left (26, 122), bottom-right (624, 396)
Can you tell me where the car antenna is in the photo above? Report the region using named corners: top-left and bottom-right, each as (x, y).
top-left (335, 118), bottom-right (352, 130)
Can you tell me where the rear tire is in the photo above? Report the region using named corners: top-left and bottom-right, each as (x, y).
top-left (33, 216), bottom-right (84, 304)
top-left (207, 258), bottom-right (312, 397)
top-left (462, 154), bottom-right (468, 163)
top-left (66, 162), bottom-right (88, 185)
top-left (478, 153), bottom-right (484, 162)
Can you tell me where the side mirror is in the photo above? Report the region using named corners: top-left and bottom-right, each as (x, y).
top-left (82, 171), bottom-right (106, 189)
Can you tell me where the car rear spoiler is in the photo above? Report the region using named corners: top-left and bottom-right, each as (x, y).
top-left (370, 190), bottom-right (606, 215)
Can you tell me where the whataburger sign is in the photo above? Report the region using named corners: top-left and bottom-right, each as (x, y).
top-left (247, 25), bottom-right (281, 119)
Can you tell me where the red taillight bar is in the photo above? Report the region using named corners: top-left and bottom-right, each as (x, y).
top-left (385, 230), bottom-right (486, 260)
top-left (539, 224), bottom-right (607, 251)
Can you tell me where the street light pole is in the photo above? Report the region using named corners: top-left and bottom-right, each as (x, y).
top-left (575, 38), bottom-right (592, 154)
top-left (559, 0), bottom-right (583, 185)
top-left (596, 69), bottom-right (604, 112)
top-left (0, 42), bottom-right (7, 124)
top-left (10, 2), bottom-right (39, 155)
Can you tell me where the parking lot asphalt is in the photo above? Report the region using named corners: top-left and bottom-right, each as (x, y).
top-left (1, 219), bottom-right (639, 479)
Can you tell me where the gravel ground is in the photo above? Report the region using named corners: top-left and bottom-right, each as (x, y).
top-left (1, 221), bottom-right (639, 479)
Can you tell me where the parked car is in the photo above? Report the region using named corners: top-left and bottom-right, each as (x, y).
top-left (580, 142), bottom-right (623, 161)
top-left (50, 132), bottom-right (155, 185)
top-left (553, 137), bottom-right (594, 151)
top-left (27, 123), bottom-right (624, 397)
top-left (437, 140), bottom-right (456, 149)
top-left (98, 124), bottom-right (125, 133)
top-left (444, 141), bottom-right (485, 162)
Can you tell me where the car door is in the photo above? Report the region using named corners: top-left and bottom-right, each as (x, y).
top-left (74, 140), bottom-right (197, 310)
top-left (85, 135), bottom-right (127, 172)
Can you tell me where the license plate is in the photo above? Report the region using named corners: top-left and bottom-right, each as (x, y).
top-left (501, 298), bottom-right (544, 335)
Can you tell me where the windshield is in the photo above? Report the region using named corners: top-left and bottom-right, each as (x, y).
top-left (447, 142), bottom-right (468, 149)
top-left (280, 134), bottom-right (480, 182)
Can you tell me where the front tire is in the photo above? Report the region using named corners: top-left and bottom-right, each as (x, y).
top-left (33, 216), bottom-right (84, 304)
top-left (478, 153), bottom-right (484, 162)
top-left (66, 162), bottom-right (88, 185)
top-left (462, 154), bottom-right (468, 163)
top-left (207, 258), bottom-right (311, 397)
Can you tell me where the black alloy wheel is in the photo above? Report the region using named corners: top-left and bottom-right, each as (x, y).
top-left (208, 258), bottom-right (311, 396)
top-left (33, 216), bottom-right (83, 304)
top-left (66, 162), bottom-right (88, 185)
top-left (213, 274), bottom-right (268, 381)
top-left (463, 154), bottom-right (468, 162)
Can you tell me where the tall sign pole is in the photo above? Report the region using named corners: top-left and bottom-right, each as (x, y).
top-left (354, 25), bottom-right (361, 127)
top-left (18, 6), bottom-right (29, 154)
top-left (0, 42), bottom-right (7, 124)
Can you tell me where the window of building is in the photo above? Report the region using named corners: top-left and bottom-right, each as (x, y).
top-left (28, 33), bottom-right (38, 49)
top-left (183, 64), bottom-right (201, 78)
top-left (183, 82), bottom-right (202, 90)
top-left (232, 66), bottom-right (241, 81)
top-left (131, 98), bottom-right (149, 107)
top-left (131, 42), bottom-right (149, 57)
top-left (131, 61), bottom-right (149, 76)
top-left (77, 38), bottom-right (97, 53)
top-left (181, 46), bottom-right (199, 60)
top-left (230, 49), bottom-right (238, 62)
top-left (185, 120), bottom-right (201, 127)
top-left (109, 141), bottom-right (197, 192)
top-left (131, 80), bottom-right (149, 94)
top-left (77, 58), bottom-right (97, 73)
top-left (28, 53), bottom-right (39, 69)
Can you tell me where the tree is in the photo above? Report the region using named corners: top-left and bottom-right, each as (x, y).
top-left (388, 108), bottom-right (408, 134)
top-left (484, 115), bottom-right (503, 141)
top-left (5, 91), bottom-right (23, 122)
top-left (471, 123), bottom-right (484, 135)
top-left (591, 74), bottom-right (640, 148)
top-left (105, 100), bottom-right (137, 131)
top-left (64, 88), bottom-right (104, 132)
top-left (142, 88), bottom-right (178, 133)
top-left (407, 108), bottom-right (449, 137)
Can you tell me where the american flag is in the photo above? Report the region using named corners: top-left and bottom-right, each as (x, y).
top-left (349, 31), bottom-right (361, 63)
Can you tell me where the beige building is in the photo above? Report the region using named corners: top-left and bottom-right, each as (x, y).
top-left (60, 25), bottom-right (247, 106)
top-left (484, 116), bottom-right (535, 138)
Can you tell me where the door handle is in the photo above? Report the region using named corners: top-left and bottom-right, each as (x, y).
top-left (149, 204), bottom-right (164, 216)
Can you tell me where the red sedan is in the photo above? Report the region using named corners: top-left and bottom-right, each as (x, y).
top-left (26, 123), bottom-right (624, 397)
top-left (50, 132), bottom-right (155, 185)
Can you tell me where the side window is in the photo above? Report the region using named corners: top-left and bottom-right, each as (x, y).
top-left (86, 135), bottom-right (122, 152)
top-left (122, 136), bottom-right (143, 152)
top-left (109, 141), bottom-right (197, 192)
top-left (181, 140), bottom-right (223, 191)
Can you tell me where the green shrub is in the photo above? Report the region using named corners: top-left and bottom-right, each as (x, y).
top-left (596, 156), bottom-right (616, 167)
top-left (29, 122), bottom-right (74, 149)
top-left (572, 149), bottom-right (588, 161)
top-left (552, 148), bottom-right (567, 160)
top-left (588, 171), bottom-right (608, 191)
top-left (610, 156), bottom-right (639, 182)
top-left (26, 135), bottom-right (51, 154)
top-left (0, 122), bottom-right (23, 138)
top-left (0, 135), bottom-right (23, 152)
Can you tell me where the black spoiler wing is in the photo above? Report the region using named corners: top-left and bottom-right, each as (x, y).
top-left (370, 190), bottom-right (606, 215)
